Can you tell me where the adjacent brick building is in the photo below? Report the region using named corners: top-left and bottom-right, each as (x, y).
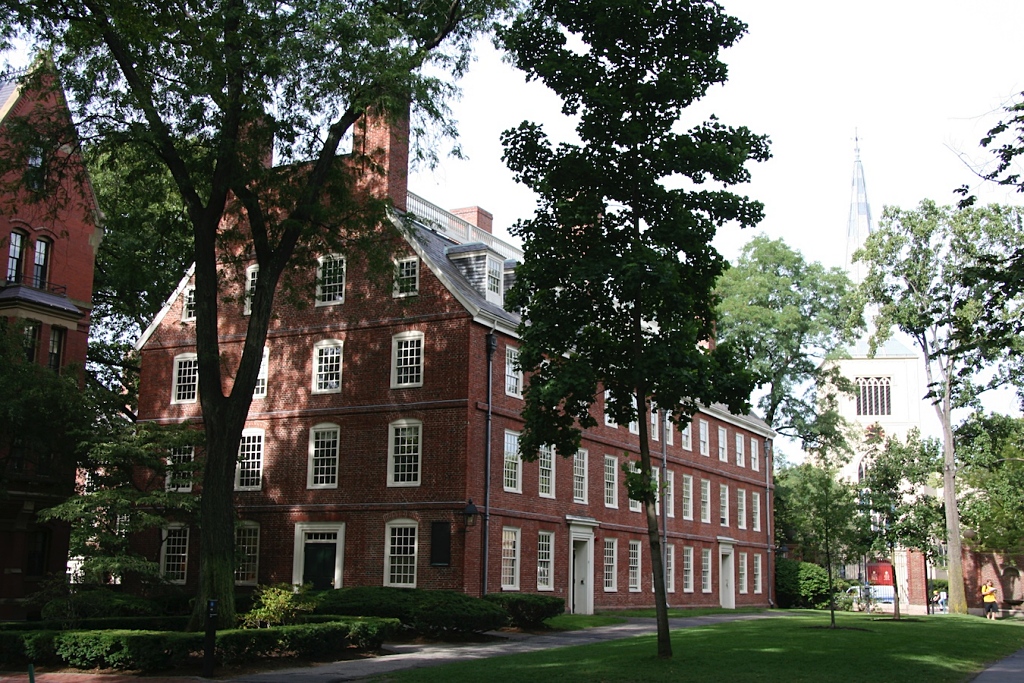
top-left (0, 67), bottom-right (102, 619)
top-left (135, 114), bottom-right (775, 612)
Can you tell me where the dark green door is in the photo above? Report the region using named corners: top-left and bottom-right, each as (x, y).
top-left (303, 543), bottom-right (336, 590)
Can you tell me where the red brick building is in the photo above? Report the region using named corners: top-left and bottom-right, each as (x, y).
top-left (135, 115), bottom-right (775, 612)
top-left (0, 68), bottom-right (102, 619)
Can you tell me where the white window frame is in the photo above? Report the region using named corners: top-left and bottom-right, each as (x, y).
top-left (699, 419), bottom-right (709, 456)
top-left (387, 419), bottom-right (422, 487)
top-left (751, 438), bottom-right (760, 472)
top-left (628, 462), bottom-right (642, 513)
top-left (682, 422), bottom-right (692, 451)
top-left (312, 339), bottom-right (343, 394)
top-left (754, 554), bottom-right (763, 594)
top-left (737, 489), bottom-right (747, 530)
top-left (234, 522), bottom-right (260, 586)
top-left (503, 430), bottom-right (522, 493)
top-left (253, 346), bottom-right (269, 399)
top-left (720, 484), bottom-right (729, 527)
top-left (683, 546), bottom-right (694, 593)
top-left (718, 426), bottom-right (728, 462)
top-left (651, 408), bottom-right (659, 442)
top-left (486, 256), bottom-right (504, 306)
top-left (739, 552), bottom-right (748, 594)
top-left (244, 264), bottom-right (258, 315)
top-left (628, 540), bottom-right (642, 592)
top-left (166, 446), bottom-right (195, 493)
top-left (666, 411), bottom-right (674, 445)
top-left (505, 346), bottom-right (523, 398)
top-left (628, 396), bottom-right (639, 435)
top-left (501, 527), bottom-right (520, 590)
top-left (604, 390), bottom-right (617, 427)
top-left (700, 479), bottom-right (711, 523)
top-left (307, 423), bottom-right (340, 489)
top-left (291, 522), bottom-right (346, 589)
top-left (603, 538), bottom-right (618, 592)
top-left (393, 256), bottom-right (419, 298)
top-left (537, 530), bottom-right (554, 591)
top-left (604, 455), bottom-right (618, 508)
top-left (682, 474), bottom-right (693, 520)
top-left (391, 331), bottom-right (424, 388)
top-left (573, 449), bottom-right (588, 504)
top-left (654, 468), bottom-right (661, 516)
top-left (384, 519), bottom-right (418, 588)
top-left (235, 428), bottom-right (264, 491)
top-left (666, 544), bottom-right (675, 593)
top-left (752, 492), bottom-right (762, 532)
top-left (161, 524), bottom-right (189, 584)
top-left (171, 353), bottom-right (199, 404)
top-left (539, 445), bottom-right (555, 499)
top-left (665, 470), bottom-right (675, 518)
top-left (701, 548), bottom-right (712, 593)
top-left (181, 286), bottom-right (196, 322)
top-left (315, 254), bottom-right (346, 306)
top-left (735, 433), bottom-right (745, 467)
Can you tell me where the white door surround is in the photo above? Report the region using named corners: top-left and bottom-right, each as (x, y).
top-left (567, 516), bottom-right (598, 615)
top-left (718, 537), bottom-right (736, 609)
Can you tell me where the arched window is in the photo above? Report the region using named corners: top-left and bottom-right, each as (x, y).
top-left (856, 377), bottom-right (892, 416)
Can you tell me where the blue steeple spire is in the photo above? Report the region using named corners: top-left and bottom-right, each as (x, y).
top-left (845, 131), bottom-right (874, 284)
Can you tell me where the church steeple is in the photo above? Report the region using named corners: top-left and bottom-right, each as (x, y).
top-left (845, 132), bottom-right (874, 285)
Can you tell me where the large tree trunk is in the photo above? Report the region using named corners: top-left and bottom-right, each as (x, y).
top-left (637, 394), bottom-right (672, 659)
top-left (890, 546), bottom-right (902, 621)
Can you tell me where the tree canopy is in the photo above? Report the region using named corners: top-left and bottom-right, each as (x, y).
top-left (715, 235), bottom-right (861, 452)
top-left (956, 412), bottom-right (1024, 553)
top-left (499, 0), bottom-right (768, 658)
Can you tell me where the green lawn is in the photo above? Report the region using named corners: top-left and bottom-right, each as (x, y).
top-left (373, 612), bottom-right (1024, 683)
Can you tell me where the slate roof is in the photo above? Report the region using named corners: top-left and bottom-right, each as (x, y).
top-left (0, 283), bottom-right (82, 316)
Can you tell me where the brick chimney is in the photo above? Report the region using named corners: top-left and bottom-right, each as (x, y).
top-left (352, 105), bottom-right (409, 212)
top-left (450, 206), bottom-right (493, 233)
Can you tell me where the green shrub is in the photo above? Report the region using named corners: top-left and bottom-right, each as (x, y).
top-left (484, 593), bottom-right (564, 628)
top-left (240, 584), bottom-right (318, 628)
top-left (314, 586), bottom-right (418, 620)
top-left (775, 557), bottom-right (801, 608)
top-left (53, 630), bottom-right (200, 671)
top-left (0, 631), bottom-right (57, 667)
top-left (775, 559), bottom-right (835, 609)
top-left (41, 588), bottom-right (160, 622)
top-left (313, 587), bottom-right (506, 635)
top-left (216, 620), bottom-right (398, 664)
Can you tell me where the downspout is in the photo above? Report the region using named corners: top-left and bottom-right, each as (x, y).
top-left (765, 436), bottom-right (774, 607)
top-left (482, 330), bottom-right (497, 597)
top-left (660, 408), bottom-right (669, 608)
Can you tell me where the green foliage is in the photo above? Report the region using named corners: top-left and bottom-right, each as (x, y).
top-left (774, 559), bottom-right (833, 610)
top-left (41, 588), bottom-right (160, 621)
top-left (53, 629), bottom-right (197, 671)
top-left (484, 593), bottom-right (565, 628)
top-left (0, 616), bottom-right (190, 632)
top-left (956, 412), bottom-right (1024, 552)
top-left (715, 235), bottom-right (861, 452)
top-left (240, 584), bottom-right (318, 628)
top-left (314, 587), bottom-right (508, 636)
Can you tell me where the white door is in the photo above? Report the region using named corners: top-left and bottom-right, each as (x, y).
top-left (719, 547), bottom-right (735, 609)
top-left (568, 528), bottom-right (594, 615)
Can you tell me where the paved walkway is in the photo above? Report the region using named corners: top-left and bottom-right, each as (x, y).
top-left (1, 613), bottom-right (1021, 682)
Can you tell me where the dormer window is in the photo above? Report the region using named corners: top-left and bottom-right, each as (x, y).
top-left (486, 257), bottom-right (503, 305)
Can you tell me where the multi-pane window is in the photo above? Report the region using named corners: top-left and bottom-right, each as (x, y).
top-left (751, 438), bottom-right (760, 472)
top-left (682, 422), bottom-right (692, 450)
top-left (701, 548), bottom-right (712, 593)
top-left (393, 257), bottom-right (419, 297)
top-left (235, 429), bottom-right (263, 490)
top-left (628, 540), bottom-right (641, 591)
top-left (537, 531), bottom-right (554, 591)
top-left (308, 423), bottom-right (340, 488)
top-left (166, 446), bottom-right (195, 492)
top-left (653, 468), bottom-right (661, 516)
top-left (665, 470), bottom-right (675, 518)
top-left (539, 445), bottom-right (555, 498)
top-left (47, 326), bottom-right (65, 371)
top-left (700, 479), bottom-right (711, 523)
top-left (718, 427), bottom-right (728, 461)
top-left (752, 492), bottom-right (762, 532)
top-left (651, 409), bottom-right (659, 441)
top-left (573, 449), bottom-right (588, 503)
top-left (6, 230), bottom-right (24, 282)
top-left (253, 347), bottom-right (269, 398)
top-left (604, 390), bottom-right (617, 427)
top-left (162, 526), bottom-right (189, 583)
top-left (391, 332), bottom-right (424, 388)
top-left (182, 286), bottom-right (196, 321)
top-left (719, 484), bottom-right (729, 526)
top-left (683, 546), bottom-right (694, 592)
top-left (735, 434), bottom-right (745, 467)
top-left (857, 376), bottom-right (892, 416)
top-left (486, 257), bottom-right (503, 305)
top-left (244, 264), bottom-right (258, 315)
top-left (628, 462), bottom-right (642, 513)
top-left (313, 340), bottom-right (343, 393)
top-left (503, 431), bottom-right (521, 493)
top-left (628, 396), bottom-right (639, 435)
top-left (738, 552), bottom-right (748, 594)
top-left (388, 420), bottom-right (421, 487)
top-left (699, 420), bottom-right (709, 456)
top-left (603, 538), bottom-right (617, 592)
top-left (737, 489), bottom-right (747, 530)
top-left (235, 523), bottom-right (260, 585)
top-left (501, 527), bottom-right (520, 590)
top-left (682, 474), bottom-right (693, 520)
top-left (385, 520), bottom-right (417, 587)
top-left (172, 353), bottom-right (199, 403)
top-left (505, 347), bottom-right (523, 397)
top-left (754, 554), bottom-right (763, 594)
top-left (666, 545), bottom-right (675, 593)
top-left (665, 411), bottom-right (674, 445)
top-left (32, 238), bottom-right (50, 288)
top-left (604, 455), bottom-right (618, 508)
top-left (316, 254), bottom-right (346, 305)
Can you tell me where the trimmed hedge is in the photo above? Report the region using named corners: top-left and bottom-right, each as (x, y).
top-left (0, 616), bottom-right (190, 632)
top-left (313, 587), bottom-right (508, 635)
top-left (0, 618), bottom-right (398, 671)
top-left (41, 588), bottom-right (161, 620)
top-left (484, 594), bottom-right (565, 628)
